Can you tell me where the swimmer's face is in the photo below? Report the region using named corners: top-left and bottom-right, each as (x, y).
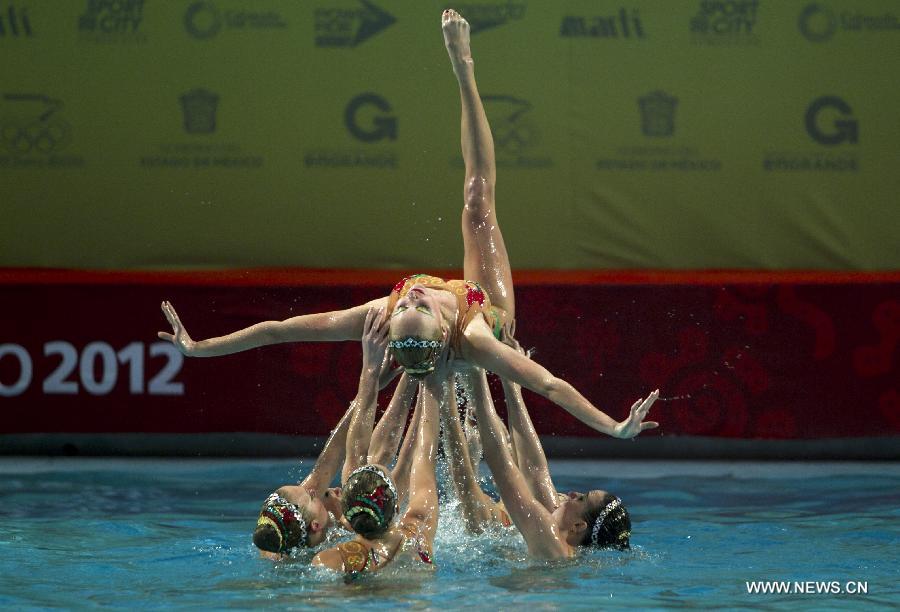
top-left (389, 285), bottom-right (445, 340)
top-left (553, 489), bottom-right (608, 527)
top-left (276, 485), bottom-right (332, 547)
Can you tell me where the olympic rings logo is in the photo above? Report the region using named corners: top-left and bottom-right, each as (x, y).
top-left (483, 95), bottom-right (538, 156)
top-left (0, 118), bottom-right (71, 155)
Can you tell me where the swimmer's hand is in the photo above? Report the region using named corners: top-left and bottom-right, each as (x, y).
top-left (361, 306), bottom-right (391, 380)
top-left (158, 301), bottom-right (196, 356)
top-left (499, 321), bottom-right (532, 359)
top-left (427, 330), bottom-right (454, 384)
top-left (613, 390), bottom-right (660, 439)
top-left (378, 364), bottom-right (404, 391)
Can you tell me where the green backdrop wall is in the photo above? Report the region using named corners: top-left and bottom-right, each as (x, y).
top-left (2, 0), bottom-right (898, 270)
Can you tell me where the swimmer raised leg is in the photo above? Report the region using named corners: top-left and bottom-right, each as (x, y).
top-left (158, 9), bottom-right (660, 441)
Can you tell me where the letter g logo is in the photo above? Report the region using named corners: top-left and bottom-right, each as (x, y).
top-left (344, 94), bottom-right (397, 142)
top-left (805, 96), bottom-right (858, 146)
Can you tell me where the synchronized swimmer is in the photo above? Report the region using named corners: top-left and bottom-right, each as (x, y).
top-left (158, 9), bottom-right (659, 576)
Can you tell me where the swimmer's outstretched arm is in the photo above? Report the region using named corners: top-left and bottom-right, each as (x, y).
top-left (502, 379), bottom-right (560, 510)
top-left (366, 373), bottom-right (416, 470)
top-left (463, 321), bottom-right (660, 438)
top-left (467, 368), bottom-right (568, 559)
top-left (300, 392), bottom-right (355, 495)
top-left (400, 352), bottom-right (447, 541)
top-left (439, 374), bottom-right (496, 532)
top-left (497, 332), bottom-right (558, 512)
top-left (390, 387), bottom-right (423, 502)
top-left (344, 308), bottom-right (391, 478)
top-left (302, 333), bottom-right (403, 491)
top-left (157, 297), bottom-right (388, 357)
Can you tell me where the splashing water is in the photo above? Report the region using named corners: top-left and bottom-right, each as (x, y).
top-left (1, 459), bottom-right (895, 607)
top-left (656, 394), bottom-right (692, 402)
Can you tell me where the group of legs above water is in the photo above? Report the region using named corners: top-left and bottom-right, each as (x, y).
top-left (158, 10), bottom-right (658, 578)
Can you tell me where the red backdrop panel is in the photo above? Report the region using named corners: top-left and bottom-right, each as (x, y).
top-left (1, 270), bottom-right (898, 440)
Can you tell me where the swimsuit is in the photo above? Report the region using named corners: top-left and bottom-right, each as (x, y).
top-left (336, 521), bottom-right (434, 579)
top-left (387, 274), bottom-right (507, 352)
top-left (397, 522), bottom-right (434, 565)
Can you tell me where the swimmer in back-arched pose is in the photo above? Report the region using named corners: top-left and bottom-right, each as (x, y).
top-left (158, 9), bottom-right (659, 443)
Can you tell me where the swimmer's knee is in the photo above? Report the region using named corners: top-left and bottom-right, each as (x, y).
top-left (463, 176), bottom-right (494, 216)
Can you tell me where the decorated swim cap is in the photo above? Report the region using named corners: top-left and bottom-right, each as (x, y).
top-left (590, 496), bottom-right (630, 548)
top-left (387, 338), bottom-right (443, 350)
top-left (388, 337), bottom-right (442, 376)
top-left (344, 465), bottom-right (400, 529)
top-left (256, 492), bottom-right (308, 552)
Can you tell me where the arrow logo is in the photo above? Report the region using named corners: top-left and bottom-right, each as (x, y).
top-left (315, 0), bottom-right (395, 48)
top-left (354, 0), bottom-right (395, 46)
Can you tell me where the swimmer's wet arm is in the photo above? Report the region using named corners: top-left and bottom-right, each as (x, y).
top-left (468, 370), bottom-right (569, 559)
top-left (464, 329), bottom-right (620, 437)
top-left (157, 298), bottom-right (387, 357)
top-left (402, 371), bottom-right (443, 534)
top-left (391, 388), bottom-right (423, 505)
top-left (439, 375), bottom-right (494, 532)
top-left (344, 308), bottom-right (391, 476)
top-left (501, 377), bottom-right (558, 513)
top-left (304, 397), bottom-right (355, 494)
top-left (367, 374), bottom-right (416, 468)
top-left (343, 373), bottom-right (379, 478)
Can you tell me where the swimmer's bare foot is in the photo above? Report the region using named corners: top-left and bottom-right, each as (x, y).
top-left (442, 9), bottom-right (472, 73)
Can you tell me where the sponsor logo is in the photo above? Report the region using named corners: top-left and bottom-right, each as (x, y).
top-left (305, 93), bottom-right (398, 168)
top-left (560, 8), bottom-right (644, 39)
top-left (690, 0), bottom-right (760, 46)
top-left (0, 4), bottom-right (31, 37)
top-left (78, 0), bottom-right (147, 43)
top-left (596, 91), bottom-right (722, 172)
top-left (344, 93), bottom-right (396, 142)
top-left (762, 96), bottom-right (858, 172)
top-left (450, 95), bottom-right (552, 169)
top-left (1, 94), bottom-right (68, 154)
top-left (638, 91), bottom-right (677, 137)
top-left (487, 95), bottom-right (539, 158)
top-left (139, 90), bottom-right (263, 169)
top-left (805, 96), bottom-right (857, 146)
top-left (798, 2), bottom-right (900, 43)
top-left (0, 94), bottom-right (84, 168)
top-left (185, 1), bottom-right (287, 40)
top-left (314, 0), bottom-right (394, 47)
top-left (798, 3), bottom-right (836, 42)
top-left (180, 89), bottom-right (219, 135)
top-left (456, 2), bottom-right (526, 35)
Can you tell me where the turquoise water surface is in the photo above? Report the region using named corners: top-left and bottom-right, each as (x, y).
top-left (0, 458), bottom-right (897, 610)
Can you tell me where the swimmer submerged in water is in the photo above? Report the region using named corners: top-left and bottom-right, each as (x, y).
top-left (310, 334), bottom-right (450, 578)
top-left (252, 311), bottom-right (417, 558)
top-left (157, 8), bottom-right (659, 443)
top-left (464, 358), bottom-right (634, 559)
top-left (440, 322), bottom-right (637, 545)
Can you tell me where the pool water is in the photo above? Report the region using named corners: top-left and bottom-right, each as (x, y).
top-left (0, 458), bottom-right (897, 609)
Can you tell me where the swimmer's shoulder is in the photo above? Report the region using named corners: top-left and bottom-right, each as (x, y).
top-left (310, 544), bottom-right (347, 571)
top-left (459, 315), bottom-right (495, 354)
top-left (258, 550), bottom-right (287, 562)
